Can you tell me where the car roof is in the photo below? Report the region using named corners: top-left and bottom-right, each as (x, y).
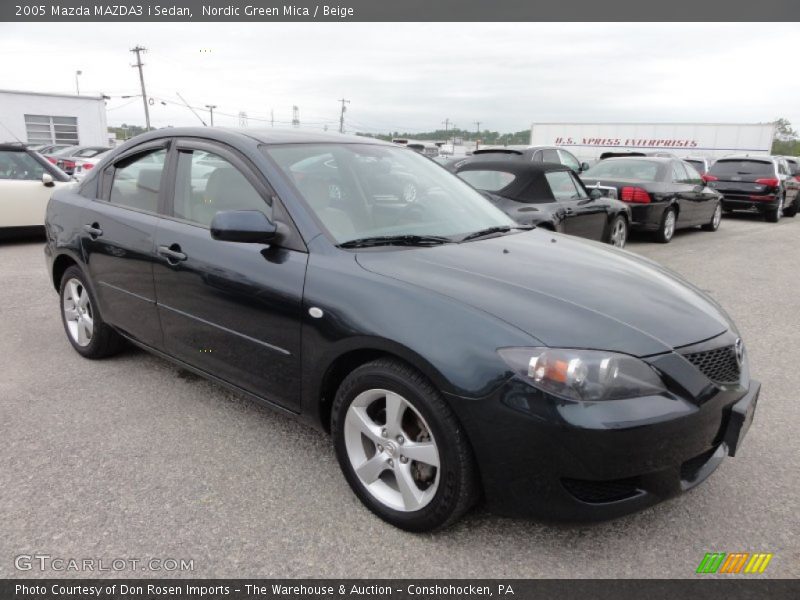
top-left (126, 127), bottom-right (394, 147)
top-left (595, 156), bottom-right (673, 163)
top-left (0, 142), bottom-right (31, 152)
top-left (715, 155), bottom-right (774, 162)
top-left (453, 157), bottom-right (571, 176)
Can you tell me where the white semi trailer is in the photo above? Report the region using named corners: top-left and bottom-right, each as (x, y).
top-left (529, 122), bottom-right (776, 162)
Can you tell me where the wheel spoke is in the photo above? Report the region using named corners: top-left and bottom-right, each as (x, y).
top-left (355, 454), bottom-right (388, 485)
top-left (395, 462), bottom-right (424, 511)
top-left (78, 290), bottom-right (89, 308)
top-left (82, 315), bottom-right (94, 337)
top-left (402, 440), bottom-right (439, 468)
top-left (68, 280), bottom-right (80, 302)
top-left (384, 392), bottom-right (406, 437)
top-left (77, 320), bottom-right (88, 345)
top-left (350, 406), bottom-right (383, 445)
top-left (64, 306), bottom-right (78, 320)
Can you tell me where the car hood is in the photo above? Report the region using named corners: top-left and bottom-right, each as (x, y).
top-left (355, 230), bottom-right (730, 357)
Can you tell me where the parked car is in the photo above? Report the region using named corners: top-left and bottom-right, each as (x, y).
top-left (43, 145), bottom-right (110, 175)
top-left (45, 128), bottom-right (759, 531)
top-left (0, 143), bottom-right (72, 237)
top-left (450, 157), bottom-right (631, 247)
top-left (468, 146), bottom-right (591, 173)
top-left (72, 149), bottom-right (112, 181)
top-left (684, 156), bottom-right (713, 176)
top-left (32, 143), bottom-right (74, 155)
top-left (704, 155), bottom-right (798, 222)
top-left (580, 157), bottom-right (723, 242)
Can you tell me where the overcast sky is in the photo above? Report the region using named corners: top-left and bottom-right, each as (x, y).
top-left (2, 22), bottom-right (799, 134)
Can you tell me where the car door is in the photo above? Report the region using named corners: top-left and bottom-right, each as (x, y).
top-left (778, 159), bottom-right (799, 206)
top-left (152, 139), bottom-right (308, 411)
top-left (669, 160), bottom-right (699, 224)
top-left (80, 141), bottom-right (168, 348)
top-left (682, 161), bottom-right (718, 223)
top-left (0, 149), bottom-right (58, 227)
top-left (544, 169), bottom-right (605, 240)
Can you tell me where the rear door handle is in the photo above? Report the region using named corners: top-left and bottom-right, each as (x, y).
top-left (84, 223), bottom-right (103, 237)
top-left (158, 244), bottom-right (187, 262)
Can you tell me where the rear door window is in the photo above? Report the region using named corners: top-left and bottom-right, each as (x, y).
top-left (109, 149), bottom-right (167, 213)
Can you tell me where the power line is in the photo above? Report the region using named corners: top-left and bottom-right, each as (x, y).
top-left (130, 46), bottom-right (151, 131)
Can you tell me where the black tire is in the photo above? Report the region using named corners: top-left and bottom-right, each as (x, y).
top-left (701, 202), bottom-right (722, 231)
top-left (331, 358), bottom-right (479, 532)
top-left (783, 197), bottom-right (797, 218)
top-left (58, 266), bottom-right (125, 358)
top-left (765, 195), bottom-right (784, 223)
top-left (606, 214), bottom-right (628, 248)
top-left (654, 206), bottom-right (676, 243)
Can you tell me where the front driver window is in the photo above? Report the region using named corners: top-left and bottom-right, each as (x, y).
top-left (172, 149), bottom-right (269, 227)
top-left (544, 170), bottom-right (581, 201)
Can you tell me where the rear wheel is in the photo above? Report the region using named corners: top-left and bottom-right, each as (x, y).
top-left (701, 203), bottom-right (722, 231)
top-left (332, 359), bottom-right (478, 531)
top-left (59, 266), bottom-right (124, 358)
top-left (607, 215), bottom-right (628, 248)
top-left (766, 196), bottom-right (784, 223)
top-left (654, 207), bottom-right (676, 243)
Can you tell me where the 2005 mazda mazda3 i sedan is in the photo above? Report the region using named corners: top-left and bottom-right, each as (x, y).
top-left (44, 128), bottom-right (760, 531)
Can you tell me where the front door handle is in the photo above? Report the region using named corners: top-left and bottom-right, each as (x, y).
top-left (84, 223), bottom-right (103, 238)
top-left (158, 244), bottom-right (187, 263)
top-left (564, 208), bottom-right (575, 215)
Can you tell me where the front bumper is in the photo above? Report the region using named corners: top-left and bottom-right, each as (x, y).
top-left (450, 364), bottom-right (760, 521)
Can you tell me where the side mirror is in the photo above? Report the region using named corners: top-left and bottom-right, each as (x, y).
top-left (42, 172), bottom-right (54, 187)
top-left (580, 162), bottom-right (591, 172)
top-left (589, 188), bottom-right (603, 199)
top-left (210, 210), bottom-right (279, 244)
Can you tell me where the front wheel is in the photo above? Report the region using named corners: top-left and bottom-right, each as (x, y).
top-left (701, 203), bottom-right (722, 231)
top-left (332, 359), bottom-right (478, 531)
top-left (654, 207), bottom-right (676, 243)
top-left (783, 196), bottom-right (797, 218)
top-left (607, 215), bottom-right (628, 248)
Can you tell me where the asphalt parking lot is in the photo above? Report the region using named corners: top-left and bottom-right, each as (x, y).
top-left (1, 214), bottom-right (798, 579)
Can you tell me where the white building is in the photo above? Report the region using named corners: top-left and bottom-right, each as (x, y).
top-left (0, 89), bottom-right (109, 147)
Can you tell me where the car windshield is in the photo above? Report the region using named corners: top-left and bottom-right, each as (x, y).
top-left (263, 143), bottom-right (516, 244)
top-left (582, 159), bottom-right (662, 181)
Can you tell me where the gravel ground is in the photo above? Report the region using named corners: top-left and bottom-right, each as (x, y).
top-left (1, 213), bottom-right (797, 579)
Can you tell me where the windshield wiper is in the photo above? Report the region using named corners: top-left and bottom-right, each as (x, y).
top-left (460, 225), bottom-right (532, 242)
top-left (338, 234), bottom-right (453, 249)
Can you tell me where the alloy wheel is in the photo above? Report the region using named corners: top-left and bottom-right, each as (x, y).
top-left (343, 388), bottom-right (440, 512)
top-left (663, 210), bottom-right (676, 241)
top-left (712, 204), bottom-right (722, 229)
top-left (610, 218), bottom-right (627, 247)
top-left (62, 278), bottom-right (93, 347)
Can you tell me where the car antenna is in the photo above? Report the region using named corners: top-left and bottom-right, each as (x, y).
top-left (176, 92), bottom-right (208, 126)
top-left (0, 118), bottom-right (25, 144)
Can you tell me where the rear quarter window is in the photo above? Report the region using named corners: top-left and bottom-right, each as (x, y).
top-left (457, 170), bottom-right (516, 192)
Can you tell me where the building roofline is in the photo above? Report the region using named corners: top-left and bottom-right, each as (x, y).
top-left (0, 89), bottom-right (105, 101)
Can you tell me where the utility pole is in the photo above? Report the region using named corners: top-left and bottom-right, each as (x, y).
top-left (270, 109), bottom-right (274, 128)
top-left (474, 121), bottom-right (481, 150)
top-left (238, 111), bottom-right (248, 127)
top-left (130, 46), bottom-right (151, 131)
top-left (292, 106), bottom-right (300, 128)
top-left (75, 70), bottom-right (82, 95)
top-left (338, 98), bottom-right (350, 133)
top-left (205, 104), bottom-right (217, 126)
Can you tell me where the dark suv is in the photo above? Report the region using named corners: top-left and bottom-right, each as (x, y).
top-left (705, 155), bottom-right (798, 222)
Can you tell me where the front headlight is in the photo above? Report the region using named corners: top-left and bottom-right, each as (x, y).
top-left (498, 347), bottom-right (668, 402)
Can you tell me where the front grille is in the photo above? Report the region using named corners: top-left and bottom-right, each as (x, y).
top-left (683, 345), bottom-right (740, 384)
top-left (561, 477), bottom-right (641, 504)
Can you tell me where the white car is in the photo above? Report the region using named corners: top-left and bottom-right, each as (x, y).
top-left (0, 144), bottom-right (74, 236)
top-left (72, 149), bottom-right (112, 181)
